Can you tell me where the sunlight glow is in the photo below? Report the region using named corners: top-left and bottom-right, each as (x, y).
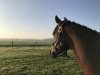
top-left (0, 25), bottom-right (8, 38)
top-left (0, 25), bottom-right (51, 39)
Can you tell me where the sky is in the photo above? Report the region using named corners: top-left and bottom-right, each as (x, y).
top-left (0, 0), bottom-right (100, 39)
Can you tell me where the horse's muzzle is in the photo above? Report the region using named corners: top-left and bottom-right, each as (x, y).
top-left (50, 46), bottom-right (58, 58)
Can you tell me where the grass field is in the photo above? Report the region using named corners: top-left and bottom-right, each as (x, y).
top-left (0, 46), bottom-right (83, 75)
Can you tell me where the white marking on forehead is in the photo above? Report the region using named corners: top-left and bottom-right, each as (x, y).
top-left (58, 26), bottom-right (62, 33)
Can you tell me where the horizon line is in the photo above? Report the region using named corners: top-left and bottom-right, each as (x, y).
top-left (0, 37), bottom-right (52, 40)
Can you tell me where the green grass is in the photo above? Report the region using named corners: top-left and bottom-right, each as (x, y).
top-left (0, 46), bottom-right (83, 75)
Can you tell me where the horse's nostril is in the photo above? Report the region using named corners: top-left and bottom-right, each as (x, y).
top-left (50, 50), bottom-right (56, 56)
top-left (50, 51), bottom-right (56, 57)
top-left (52, 51), bottom-right (55, 54)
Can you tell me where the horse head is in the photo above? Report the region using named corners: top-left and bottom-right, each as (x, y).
top-left (50, 16), bottom-right (72, 58)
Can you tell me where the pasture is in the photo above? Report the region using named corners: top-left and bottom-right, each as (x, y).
top-left (0, 46), bottom-right (83, 75)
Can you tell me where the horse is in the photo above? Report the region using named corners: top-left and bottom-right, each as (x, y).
top-left (50, 15), bottom-right (100, 75)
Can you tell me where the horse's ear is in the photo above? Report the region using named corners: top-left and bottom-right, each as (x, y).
top-left (55, 15), bottom-right (61, 23)
top-left (64, 17), bottom-right (68, 21)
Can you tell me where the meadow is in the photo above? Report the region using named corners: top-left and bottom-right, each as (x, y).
top-left (0, 46), bottom-right (83, 75)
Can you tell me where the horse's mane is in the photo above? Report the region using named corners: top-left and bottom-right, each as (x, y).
top-left (53, 18), bottom-right (99, 36)
top-left (65, 20), bottom-right (98, 35)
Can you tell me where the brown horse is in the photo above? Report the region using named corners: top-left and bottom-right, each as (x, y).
top-left (50, 16), bottom-right (100, 75)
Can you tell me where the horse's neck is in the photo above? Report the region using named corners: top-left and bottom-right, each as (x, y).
top-left (66, 27), bottom-right (100, 75)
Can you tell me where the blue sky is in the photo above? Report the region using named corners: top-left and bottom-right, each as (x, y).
top-left (0, 0), bottom-right (100, 39)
